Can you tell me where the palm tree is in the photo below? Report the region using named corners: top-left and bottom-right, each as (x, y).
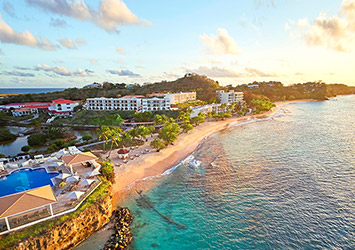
top-left (120, 132), bottom-right (132, 146)
top-left (98, 126), bottom-right (111, 151)
top-left (107, 127), bottom-right (123, 158)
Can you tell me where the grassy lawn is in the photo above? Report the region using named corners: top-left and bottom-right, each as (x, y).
top-left (0, 180), bottom-right (111, 249)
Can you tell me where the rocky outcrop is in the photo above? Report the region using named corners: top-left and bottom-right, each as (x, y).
top-left (6, 193), bottom-right (113, 250)
top-left (103, 208), bottom-right (134, 249)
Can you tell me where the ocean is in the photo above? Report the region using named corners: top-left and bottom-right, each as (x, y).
top-left (78, 95), bottom-right (355, 249)
top-left (0, 88), bottom-right (65, 95)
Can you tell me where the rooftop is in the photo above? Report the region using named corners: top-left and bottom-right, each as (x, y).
top-left (0, 185), bottom-right (56, 218)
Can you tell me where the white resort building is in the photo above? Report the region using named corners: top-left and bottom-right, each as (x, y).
top-left (216, 90), bottom-right (244, 104)
top-left (86, 92), bottom-right (196, 112)
top-left (0, 99), bottom-right (81, 117)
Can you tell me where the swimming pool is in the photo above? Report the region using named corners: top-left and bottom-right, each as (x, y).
top-left (0, 168), bottom-right (59, 197)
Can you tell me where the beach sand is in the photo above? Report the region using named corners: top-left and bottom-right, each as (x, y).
top-left (108, 99), bottom-right (314, 206)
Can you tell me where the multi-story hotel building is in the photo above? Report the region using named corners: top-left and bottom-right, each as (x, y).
top-left (164, 92), bottom-right (196, 105)
top-left (86, 92), bottom-right (196, 112)
top-left (216, 90), bottom-right (244, 104)
top-left (86, 96), bottom-right (171, 112)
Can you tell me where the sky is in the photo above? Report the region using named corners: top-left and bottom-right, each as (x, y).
top-left (0, 0), bottom-right (355, 88)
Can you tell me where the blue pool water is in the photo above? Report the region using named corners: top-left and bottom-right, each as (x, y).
top-left (0, 168), bottom-right (59, 197)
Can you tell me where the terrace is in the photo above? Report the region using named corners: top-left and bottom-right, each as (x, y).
top-left (0, 148), bottom-right (102, 235)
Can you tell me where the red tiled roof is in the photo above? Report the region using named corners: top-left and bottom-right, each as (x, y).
top-left (52, 99), bottom-right (81, 104)
top-left (121, 95), bottom-right (145, 99)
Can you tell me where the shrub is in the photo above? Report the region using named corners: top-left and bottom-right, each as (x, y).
top-left (82, 134), bottom-right (93, 142)
top-left (0, 128), bottom-right (17, 142)
top-left (150, 138), bottom-right (166, 152)
top-left (100, 161), bottom-right (115, 183)
top-left (27, 134), bottom-right (46, 147)
top-left (21, 145), bottom-right (31, 153)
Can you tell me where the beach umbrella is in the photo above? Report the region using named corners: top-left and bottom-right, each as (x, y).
top-left (51, 161), bottom-right (64, 167)
top-left (55, 173), bottom-right (71, 180)
top-left (59, 182), bottom-right (67, 187)
top-left (66, 191), bottom-right (85, 200)
top-left (66, 175), bottom-right (80, 183)
top-left (87, 169), bottom-right (100, 177)
top-left (79, 179), bottom-right (95, 186)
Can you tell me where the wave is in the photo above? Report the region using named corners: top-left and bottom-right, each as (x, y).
top-left (124, 154), bottom-right (197, 190)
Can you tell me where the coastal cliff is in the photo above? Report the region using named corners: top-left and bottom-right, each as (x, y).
top-left (8, 193), bottom-right (113, 250)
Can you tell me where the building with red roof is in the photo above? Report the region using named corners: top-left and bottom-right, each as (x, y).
top-left (0, 99), bottom-right (81, 117)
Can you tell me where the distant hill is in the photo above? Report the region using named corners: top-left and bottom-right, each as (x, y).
top-left (137, 73), bottom-right (223, 102)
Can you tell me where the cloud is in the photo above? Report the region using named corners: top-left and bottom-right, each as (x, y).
top-left (186, 66), bottom-right (278, 78)
top-left (2, 70), bottom-right (35, 77)
top-left (50, 17), bottom-right (68, 27)
top-left (116, 47), bottom-right (125, 54)
top-left (287, 0), bottom-right (355, 52)
top-left (76, 38), bottom-right (86, 45)
top-left (107, 69), bottom-right (140, 77)
top-left (35, 64), bottom-right (94, 77)
top-left (136, 65), bottom-right (144, 68)
top-left (2, 1), bottom-right (16, 18)
top-left (295, 72), bottom-right (304, 76)
top-left (186, 66), bottom-right (243, 78)
top-left (59, 38), bottom-right (86, 49)
top-left (91, 58), bottom-right (97, 64)
top-left (0, 14), bottom-right (57, 50)
top-left (59, 38), bottom-right (77, 49)
top-left (200, 28), bottom-right (240, 55)
top-left (26, 0), bottom-right (150, 33)
top-left (0, 48), bottom-right (4, 55)
top-left (244, 67), bottom-right (278, 77)
top-left (14, 66), bottom-right (32, 70)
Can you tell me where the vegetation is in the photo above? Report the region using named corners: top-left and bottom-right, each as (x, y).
top-left (0, 127), bottom-right (17, 142)
top-left (158, 119), bottom-right (180, 145)
top-left (27, 126), bottom-right (66, 147)
top-left (250, 98), bottom-right (276, 114)
top-left (232, 81), bottom-right (355, 102)
top-left (90, 114), bottom-right (124, 126)
top-left (181, 123), bottom-right (193, 133)
top-left (21, 145), bottom-right (31, 153)
top-left (133, 111), bottom-right (152, 122)
top-left (150, 138), bottom-right (166, 152)
top-left (100, 161), bottom-right (115, 183)
top-left (82, 134), bottom-right (93, 142)
top-left (27, 134), bottom-right (46, 147)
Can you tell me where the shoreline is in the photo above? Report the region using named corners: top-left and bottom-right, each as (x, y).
top-left (111, 99), bottom-right (314, 206)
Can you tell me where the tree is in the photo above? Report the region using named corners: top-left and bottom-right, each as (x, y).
top-left (137, 126), bottom-right (152, 141)
top-left (158, 120), bottom-right (180, 145)
top-left (129, 128), bottom-right (140, 140)
top-left (98, 126), bottom-right (111, 151)
top-left (154, 114), bottom-right (169, 125)
top-left (150, 138), bottom-right (166, 152)
top-left (133, 111), bottom-right (152, 122)
top-left (21, 145), bottom-right (31, 153)
top-left (107, 127), bottom-right (123, 158)
top-left (0, 128), bottom-right (17, 142)
top-left (120, 132), bottom-right (132, 146)
top-left (82, 134), bottom-right (93, 142)
top-left (100, 161), bottom-right (115, 183)
top-left (190, 112), bottom-right (206, 126)
top-left (181, 123), bottom-right (193, 133)
top-left (28, 134), bottom-right (46, 147)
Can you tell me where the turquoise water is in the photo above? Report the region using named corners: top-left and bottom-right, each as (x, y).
top-left (122, 95), bottom-right (355, 249)
top-left (0, 168), bottom-right (58, 197)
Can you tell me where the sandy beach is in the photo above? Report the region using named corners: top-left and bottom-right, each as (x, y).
top-left (107, 99), bottom-right (314, 205)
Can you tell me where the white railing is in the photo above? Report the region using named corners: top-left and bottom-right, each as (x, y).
top-left (0, 181), bottom-right (102, 236)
